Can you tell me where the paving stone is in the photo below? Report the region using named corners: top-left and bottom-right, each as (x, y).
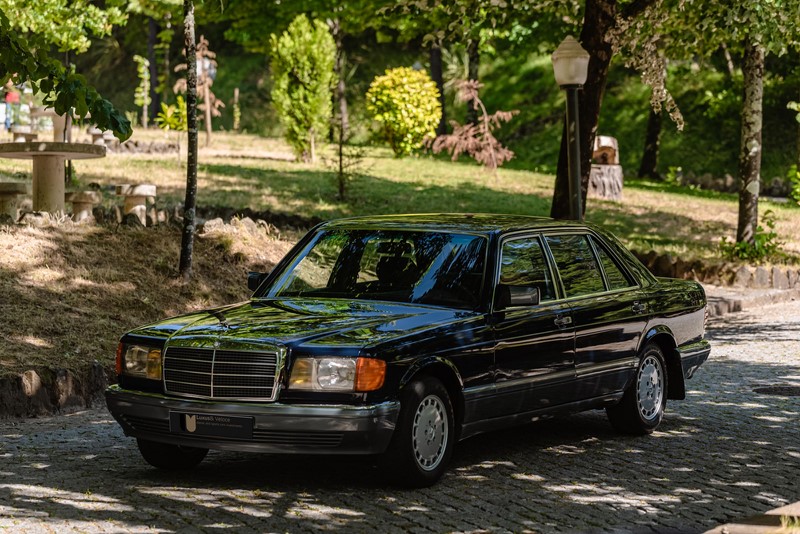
top-left (1, 302), bottom-right (799, 533)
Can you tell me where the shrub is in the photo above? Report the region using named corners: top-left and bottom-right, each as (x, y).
top-left (719, 209), bottom-right (783, 262)
top-left (270, 15), bottom-right (336, 162)
top-left (431, 80), bottom-right (518, 173)
top-left (366, 67), bottom-right (441, 157)
top-left (789, 164), bottom-right (800, 207)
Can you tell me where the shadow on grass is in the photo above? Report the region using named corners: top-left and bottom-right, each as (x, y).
top-left (193, 162), bottom-right (730, 257)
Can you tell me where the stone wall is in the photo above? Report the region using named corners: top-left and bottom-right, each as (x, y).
top-left (632, 250), bottom-right (800, 289)
top-left (0, 362), bottom-right (112, 418)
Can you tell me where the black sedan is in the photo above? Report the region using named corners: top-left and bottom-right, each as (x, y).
top-left (106, 214), bottom-right (710, 487)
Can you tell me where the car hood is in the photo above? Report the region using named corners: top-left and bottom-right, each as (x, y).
top-left (127, 298), bottom-right (474, 351)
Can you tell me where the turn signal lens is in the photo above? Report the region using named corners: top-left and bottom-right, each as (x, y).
top-left (355, 358), bottom-right (386, 392)
top-left (289, 358), bottom-right (313, 387)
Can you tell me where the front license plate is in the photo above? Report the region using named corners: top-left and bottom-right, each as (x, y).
top-left (169, 412), bottom-right (254, 439)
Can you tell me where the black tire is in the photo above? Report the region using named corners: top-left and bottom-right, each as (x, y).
top-left (136, 438), bottom-right (208, 470)
top-left (383, 376), bottom-right (455, 488)
top-left (606, 343), bottom-right (668, 435)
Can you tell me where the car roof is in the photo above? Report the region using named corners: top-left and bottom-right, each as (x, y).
top-left (321, 213), bottom-right (590, 235)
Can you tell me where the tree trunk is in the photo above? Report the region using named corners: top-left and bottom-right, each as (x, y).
top-left (466, 39), bottom-right (480, 125)
top-left (638, 105), bottom-right (662, 179)
top-left (430, 43), bottom-right (447, 136)
top-left (736, 39), bottom-right (764, 245)
top-left (330, 18), bottom-right (349, 141)
top-left (179, 0), bottom-right (198, 281)
top-left (148, 17), bottom-right (160, 124)
top-left (551, 0), bottom-right (616, 219)
top-left (162, 12), bottom-right (172, 104)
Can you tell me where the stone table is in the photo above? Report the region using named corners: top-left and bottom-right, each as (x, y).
top-left (29, 107), bottom-right (67, 142)
top-left (0, 142), bottom-right (105, 213)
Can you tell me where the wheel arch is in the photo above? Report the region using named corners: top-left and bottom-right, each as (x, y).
top-left (642, 326), bottom-right (685, 400)
top-left (400, 357), bottom-right (465, 440)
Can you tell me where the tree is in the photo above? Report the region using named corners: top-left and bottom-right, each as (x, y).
top-left (174, 35), bottom-right (224, 146)
top-left (178, 0), bottom-right (198, 281)
top-left (0, 11), bottom-right (131, 140)
top-left (270, 14), bottom-right (336, 162)
top-left (0, 0), bottom-right (126, 53)
top-left (654, 0), bottom-right (800, 246)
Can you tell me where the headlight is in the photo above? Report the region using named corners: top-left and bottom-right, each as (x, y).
top-left (289, 357), bottom-right (385, 392)
top-left (118, 343), bottom-right (162, 380)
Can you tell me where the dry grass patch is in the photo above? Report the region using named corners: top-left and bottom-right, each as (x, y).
top-left (0, 223), bottom-right (293, 377)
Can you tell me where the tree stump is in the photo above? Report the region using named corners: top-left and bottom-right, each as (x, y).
top-left (589, 164), bottom-right (623, 200)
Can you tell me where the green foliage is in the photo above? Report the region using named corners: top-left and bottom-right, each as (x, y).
top-left (133, 55), bottom-right (151, 126)
top-left (0, 0), bottom-right (126, 53)
top-left (366, 67), bottom-right (442, 157)
top-left (719, 210), bottom-right (783, 262)
top-left (155, 96), bottom-right (187, 132)
top-left (269, 15), bottom-right (336, 161)
top-left (788, 165), bottom-right (800, 207)
top-left (0, 11), bottom-right (131, 140)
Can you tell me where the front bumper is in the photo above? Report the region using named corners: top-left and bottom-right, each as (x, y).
top-left (106, 385), bottom-right (400, 455)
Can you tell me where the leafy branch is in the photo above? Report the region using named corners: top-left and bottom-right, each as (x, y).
top-left (0, 11), bottom-right (132, 141)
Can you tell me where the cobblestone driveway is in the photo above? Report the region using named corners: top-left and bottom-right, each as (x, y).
top-left (1, 301), bottom-right (799, 533)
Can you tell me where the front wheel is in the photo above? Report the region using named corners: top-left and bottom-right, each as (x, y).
top-left (606, 343), bottom-right (667, 435)
top-left (383, 376), bottom-right (455, 488)
top-left (136, 438), bottom-right (208, 470)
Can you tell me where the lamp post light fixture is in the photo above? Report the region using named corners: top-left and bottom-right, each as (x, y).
top-left (552, 36), bottom-right (590, 221)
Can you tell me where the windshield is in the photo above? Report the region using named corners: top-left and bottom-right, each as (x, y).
top-left (264, 229), bottom-right (487, 310)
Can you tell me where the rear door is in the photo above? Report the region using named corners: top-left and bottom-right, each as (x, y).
top-left (544, 233), bottom-right (646, 400)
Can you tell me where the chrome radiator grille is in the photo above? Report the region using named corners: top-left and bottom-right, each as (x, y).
top-left (163, 347), bottom-right (280, 401)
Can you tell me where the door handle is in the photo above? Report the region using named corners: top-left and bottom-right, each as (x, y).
top-left (632, 301), bottom-right (647, 314)
top-left (554, 315), bottom-right (572, 327)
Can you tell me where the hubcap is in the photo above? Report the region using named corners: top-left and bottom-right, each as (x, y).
top-left (412, 395), bottom-right (448, 471)
top-left (637, 355), bottom-right (664, 421)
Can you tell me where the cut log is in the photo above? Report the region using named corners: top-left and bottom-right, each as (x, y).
top-left (589, 164), bottom-right (623, 200)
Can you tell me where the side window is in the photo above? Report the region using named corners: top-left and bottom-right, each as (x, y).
top-left (545, 234), bottom-right (605, 298)
top-left (591, 237), bottom-right (634, 290)
top-left (499, 237), bottom-right (556, 301)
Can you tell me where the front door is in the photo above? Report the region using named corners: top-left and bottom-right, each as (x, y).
top-left (491, 235), bottom-right (576, 417)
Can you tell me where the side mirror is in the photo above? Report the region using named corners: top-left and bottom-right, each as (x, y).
top-left (494, 284), bottom-right (540, 311)
top-left (247, 271), bottom-right (269, 292)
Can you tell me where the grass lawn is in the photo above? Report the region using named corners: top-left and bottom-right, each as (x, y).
top-left (0, 128), bottom-right (798, 376)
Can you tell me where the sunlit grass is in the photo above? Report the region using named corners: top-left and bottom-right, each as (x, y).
top-left (1, 128), bottom-right (799, 264)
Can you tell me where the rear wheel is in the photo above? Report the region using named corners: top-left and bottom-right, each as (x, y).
top-left (136, 438), bottom-right (208, 470)
top-left (383, 376), bottom-right (454, 487)
top-left (606, 343), bottom-right (667, 435)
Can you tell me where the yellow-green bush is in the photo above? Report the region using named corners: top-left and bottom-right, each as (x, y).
top-left (366, 67), bottom-right (441, 157)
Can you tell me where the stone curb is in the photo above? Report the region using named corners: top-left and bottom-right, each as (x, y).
top-left (704, 501), bottom-right (800, 533)
top-left (703, 284), bottom-right (800, 317)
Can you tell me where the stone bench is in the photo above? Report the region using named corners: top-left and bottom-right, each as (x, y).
top-left (87, 127), bottom-right (116, 147)
top-left (10, 126), bottom-right (38, 143)
top-left (0, 182), bottom-right (31, 220)
top-left (115, 184), bottom-right (156, 226)
top-left (65, 191), bottom-right (102, 222)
